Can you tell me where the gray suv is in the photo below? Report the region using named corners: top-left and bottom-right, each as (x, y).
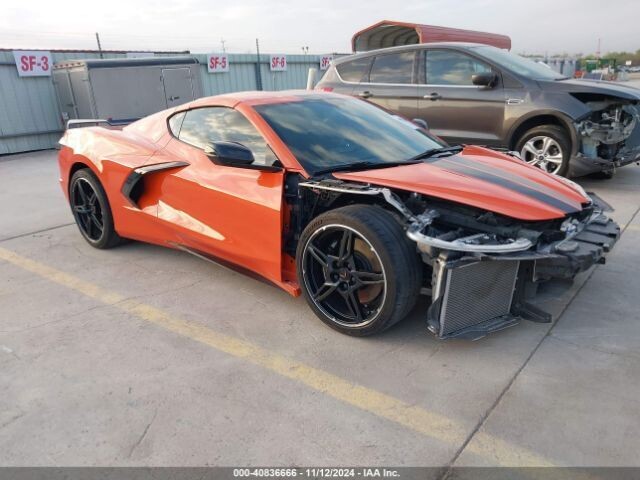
top-left (316, 43), bottom-right (640, 177)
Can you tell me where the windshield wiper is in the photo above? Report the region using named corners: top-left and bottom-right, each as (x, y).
top-left (313, 160), bottom-right (421, 176)
top-left (409, 145), bottom-right (463, 161)
top-left (313, 147), bottom-right (463, 175)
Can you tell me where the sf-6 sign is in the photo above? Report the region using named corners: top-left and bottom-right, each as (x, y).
top-left (13, 50), bottom-right (52, 77)
top-left (270, 55), bottom-right (287, 71)
top-left (207, 54), bottom-right (229, 73)
top-left (320, 55), bottom-right (333, 71)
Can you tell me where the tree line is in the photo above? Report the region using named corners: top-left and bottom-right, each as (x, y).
top-left (580, 49), bottom-right (640, 65)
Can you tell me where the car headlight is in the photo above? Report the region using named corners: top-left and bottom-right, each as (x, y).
top-left (554, 175), bottom-right (589, 201)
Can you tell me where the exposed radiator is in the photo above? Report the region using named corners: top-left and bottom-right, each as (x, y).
top-left (434, 260), bottom-right (520, 337)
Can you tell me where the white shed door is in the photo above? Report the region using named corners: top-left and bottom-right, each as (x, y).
top-left (161, 68), bottom-right (194, 108)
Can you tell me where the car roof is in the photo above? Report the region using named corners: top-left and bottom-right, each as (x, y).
top-left (188, 90), bottom-right (347, 108)
top-left (333, 42), bottom-right (489, 64)
top-left (125, 90), bottom-right (352, 147)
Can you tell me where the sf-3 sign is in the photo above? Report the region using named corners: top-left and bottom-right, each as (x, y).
top-left (207, 54), bottom-right (229, 73)
top-left (13, 50), bottom-right (52, 77)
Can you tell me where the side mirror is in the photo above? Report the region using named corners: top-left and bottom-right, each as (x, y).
top-left (412, 118), bottom-right (429, 130)
top-left (203, 141), bottom-right (283, 173)
top-left (471, 72), bottom-right (498, 88)
top-left (204, 141), bottom-right (254, 167)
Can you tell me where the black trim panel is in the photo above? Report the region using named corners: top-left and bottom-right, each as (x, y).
top-left (168, 242), bottom-right (283, 291)
top-left (121, 161), bottom-right (189, 207)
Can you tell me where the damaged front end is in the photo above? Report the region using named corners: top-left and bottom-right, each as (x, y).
top-left (407, 201), bottom-right (619, 339)
top-left (297, 179), bottom-right (620, 340)
top-left (572, 96), bottom-right (640, 176)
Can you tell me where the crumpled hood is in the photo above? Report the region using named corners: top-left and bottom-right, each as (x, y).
top-left (334, 146), bottom-right (589, 221)
top-left (537, 79), bottom-right (640, 101)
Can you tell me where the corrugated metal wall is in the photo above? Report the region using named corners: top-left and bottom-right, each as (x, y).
top-left (0, 51), bottom-right (324, 155)
top-left (194, 54), bottom-right (322, 94)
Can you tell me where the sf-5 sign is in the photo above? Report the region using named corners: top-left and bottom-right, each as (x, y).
top-left (13, 51), bottom-right (52, 77)
top-left (207, 54), bottom-right (229, 73)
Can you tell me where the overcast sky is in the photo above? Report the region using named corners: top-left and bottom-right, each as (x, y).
top-left (1, 0), bottom-right (637, 55)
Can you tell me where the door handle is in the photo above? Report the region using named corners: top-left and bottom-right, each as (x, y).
top-left (358, 91), bottom-right (373, 99)
top-left (424, 93), bottom-right (442, 101)
top-left (169, 96), bottom-right (180, 101)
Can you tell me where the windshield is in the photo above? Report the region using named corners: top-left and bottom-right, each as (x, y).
top-left (253, 96), bottom-right (443, 175)
top-left (472, 46), bottom-right (567, 80)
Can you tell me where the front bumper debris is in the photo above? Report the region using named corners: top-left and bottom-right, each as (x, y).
top-left (570, 144), bottom-right (640, 177)
top-left (570, 102), bottom-right (640, 177)
top-left (536, 214), bottom-right (619, 279)
top-left (409, 206), bottom-right (620, 340)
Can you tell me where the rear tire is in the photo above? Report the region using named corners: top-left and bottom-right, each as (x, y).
top-left (296, 205), bottom-right (422, 336)
top-left (516, 125), bottom-right (571, 176)
top-left (69, 169), bottom-right (124, 249)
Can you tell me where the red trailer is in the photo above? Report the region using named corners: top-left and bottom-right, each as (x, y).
top-left (352, 20), bottom-right (511, 52)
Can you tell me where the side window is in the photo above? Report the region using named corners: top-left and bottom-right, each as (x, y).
top-left (168, 111), bottom-right (186, 137)
top-left (178, 107), bottom-right (273, 165)
top-left (425, 50), bottom-right (492, 85)
top-left (336, 57), bottom-right (372, 82)
top-left (369, 52), bottom-right (415, 84)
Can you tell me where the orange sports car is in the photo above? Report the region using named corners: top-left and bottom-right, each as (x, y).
top-left (58, 91), bottom-right (620, 339)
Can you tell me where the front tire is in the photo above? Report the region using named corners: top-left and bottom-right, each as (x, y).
top-left (516, 125), bottom-right (571, 176)
top-left (69, 169), bottom-right (124, 249)
top-left (296, 205), bottom-right (422, 336)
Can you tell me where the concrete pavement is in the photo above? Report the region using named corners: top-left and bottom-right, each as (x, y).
top-left (1, 151), bottom-right (639, 473)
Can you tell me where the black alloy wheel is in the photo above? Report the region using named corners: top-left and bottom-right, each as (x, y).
top-left (71, 177), bottom-right (104, 242)
top-left (69, 169), bottom-right (124, 249)
top-left (297, 205), bottom-right (422, 336)
top-left (302, 225), bottom-right (387, 327)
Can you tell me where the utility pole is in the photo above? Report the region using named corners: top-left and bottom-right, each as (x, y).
top-left (255, 38), bottom-right (263, 91)
top-left (95, 32), bottom-right (103, 58)
top-left (221, 38), bottom-right (226, 53)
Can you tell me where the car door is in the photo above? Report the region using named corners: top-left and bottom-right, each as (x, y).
top-left (416, 49), bottom-right (506, 146)
top-left (149, 106), bottom-right (285, 285)
top-left (351, 50), bottom-right (419, 120)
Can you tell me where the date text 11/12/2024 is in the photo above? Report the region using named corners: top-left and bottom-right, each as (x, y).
top-left (233, 468), bottom-right (401, 478)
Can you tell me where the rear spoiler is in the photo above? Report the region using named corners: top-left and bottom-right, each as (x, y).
top-left (66, 118), bottom-right (136, 130)
top-left (66, 119), bottom-right (114, 130)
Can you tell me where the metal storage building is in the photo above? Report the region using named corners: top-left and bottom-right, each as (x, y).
top-left (351, 20), bottom-right (512, 52)
top-left (0, 49), bottom-right (328, 155)
top-left (53, 57), bottom-right (202, 124)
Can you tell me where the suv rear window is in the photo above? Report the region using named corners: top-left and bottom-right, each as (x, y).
top-left (336, 57), bottom-right (372, 82)
top-left (369, 52), bottom-right (415, 84)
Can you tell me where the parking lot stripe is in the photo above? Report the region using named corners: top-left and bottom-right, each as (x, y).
top-left (0, 246), bottom-right (554, 467)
